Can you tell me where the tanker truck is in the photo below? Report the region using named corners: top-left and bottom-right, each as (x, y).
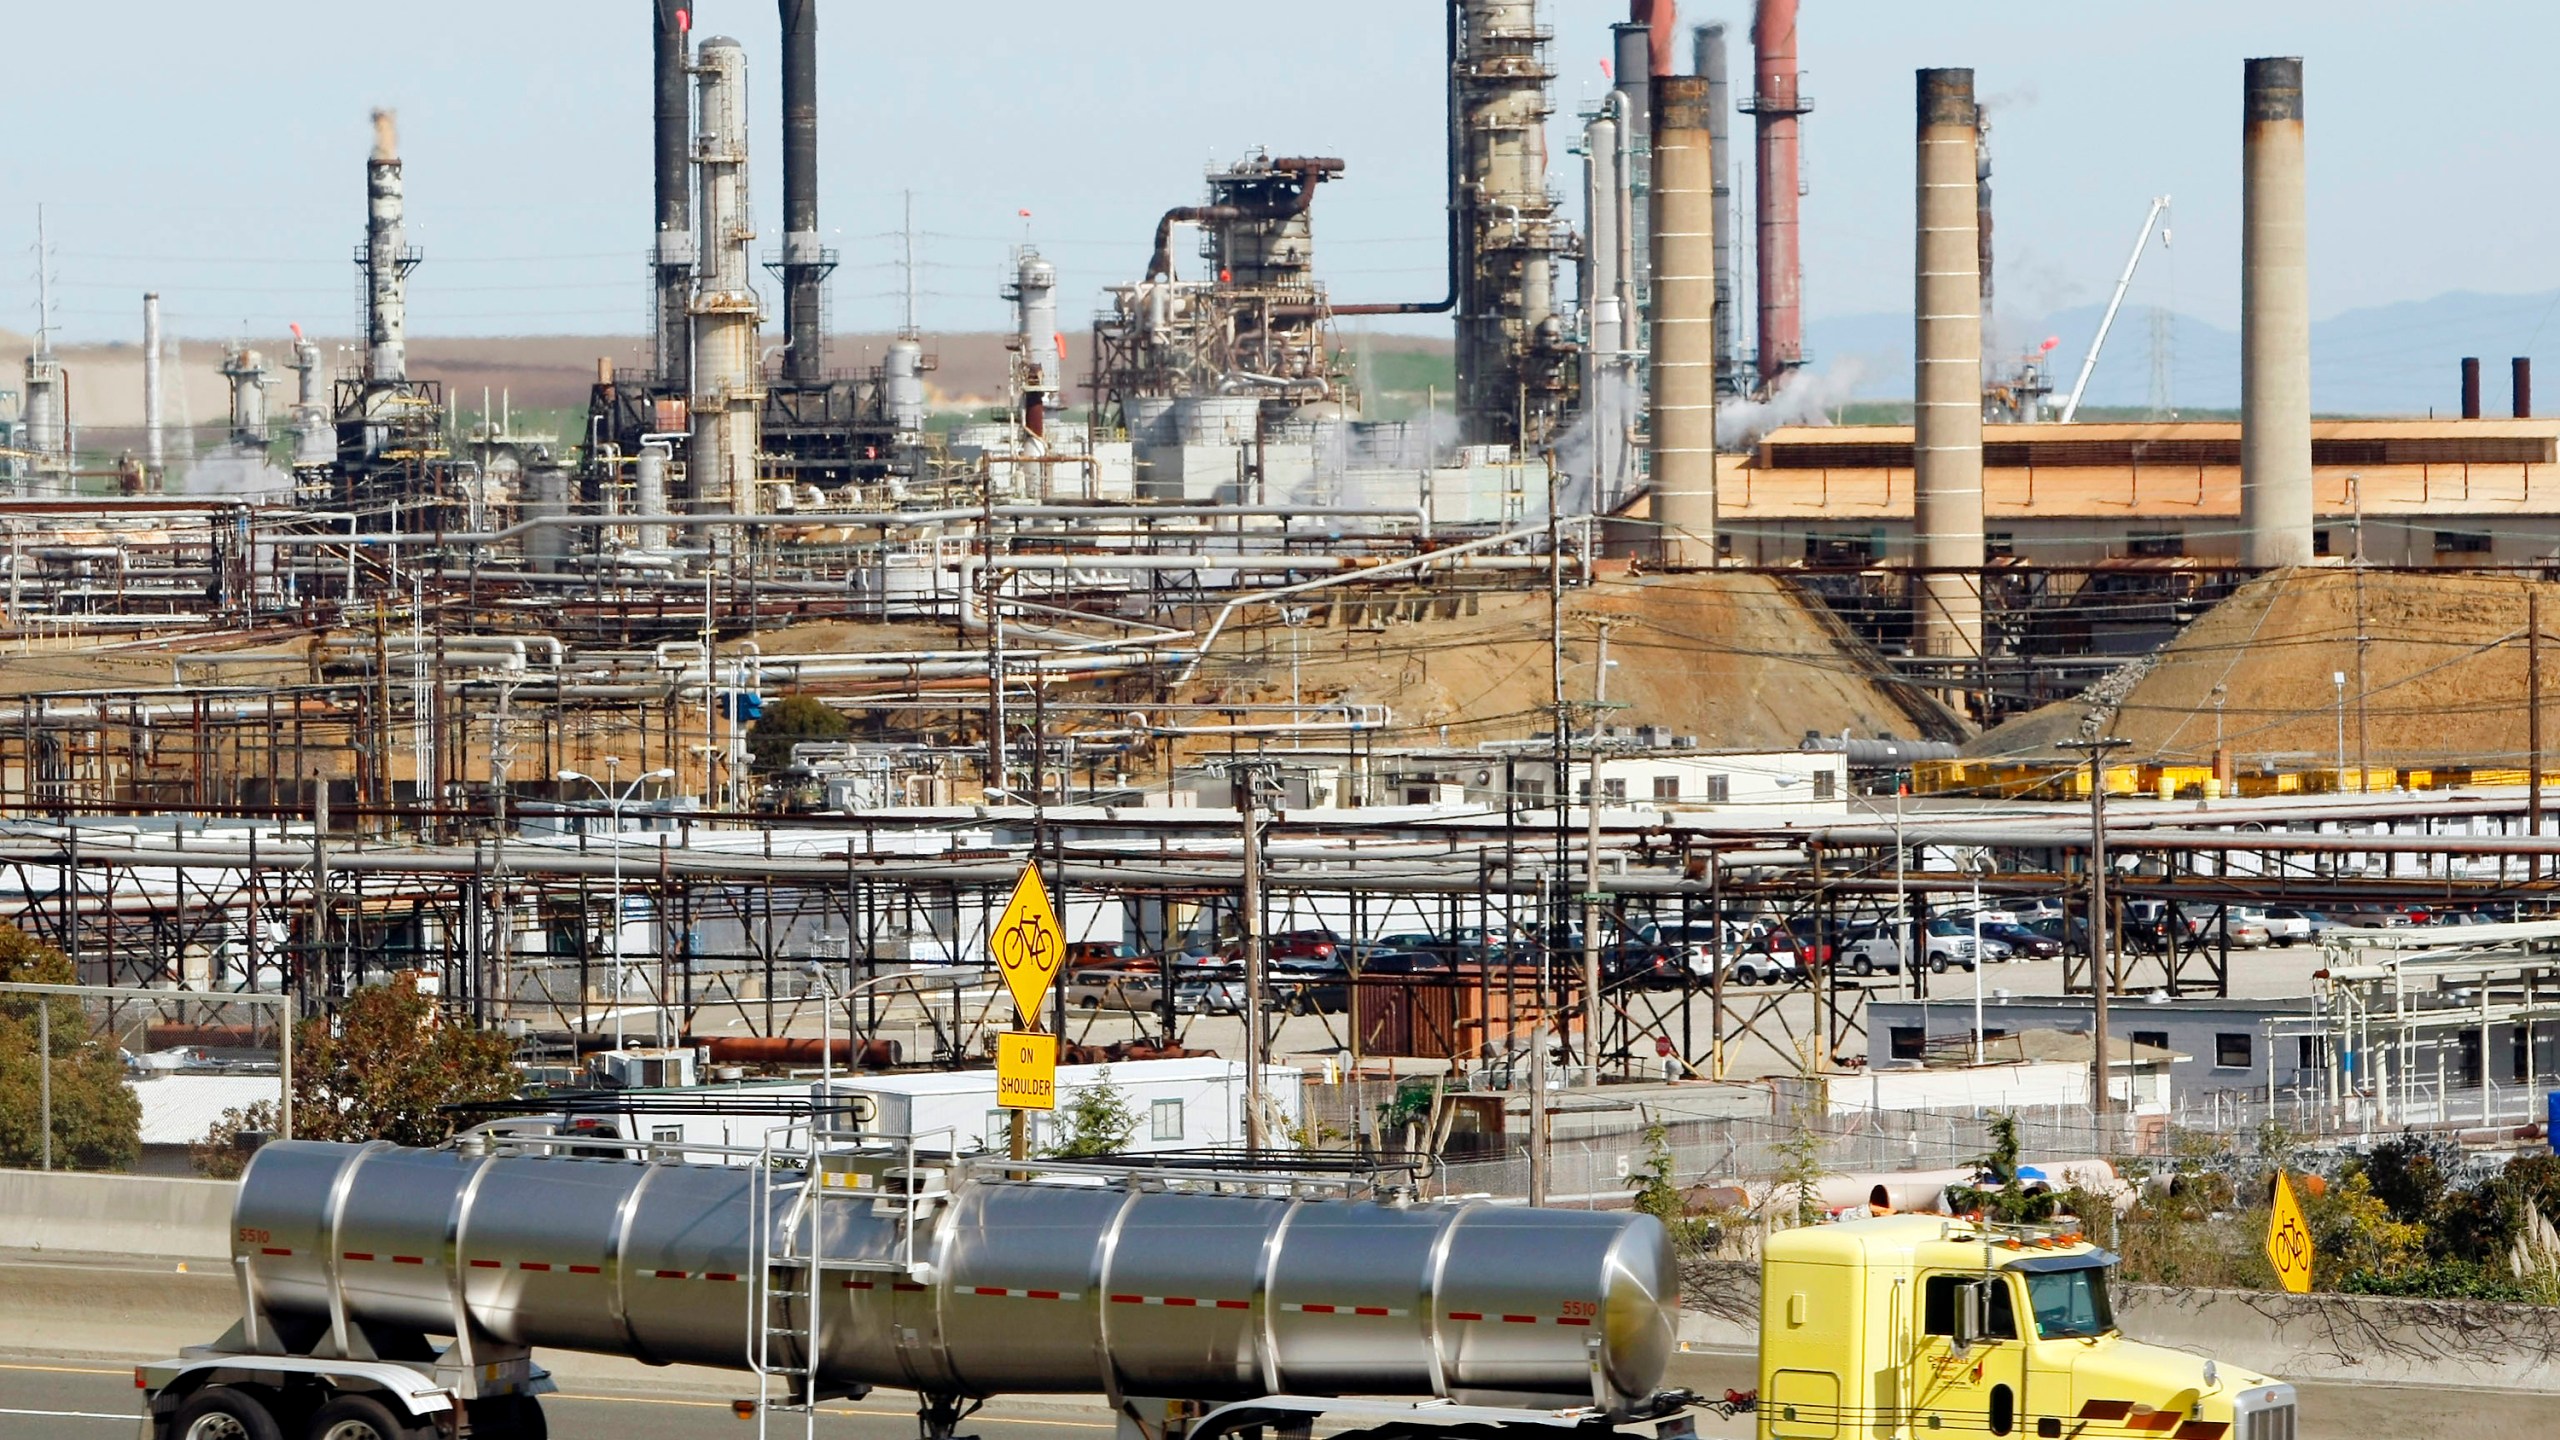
top-left (138, 1129), bottom-right (1683, 1440)
top-left (137, 1128), bottom-right (2296, 1440)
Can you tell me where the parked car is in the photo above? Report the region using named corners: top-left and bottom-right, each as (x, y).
top-left (1977, 921), bottom-right (2063, 961)
top-left (2026, 914), bottom-right (2091, 957)
top-left (1067, 968), bottom-right (1163, 1012)
top-left (1731, 930), bottom-right (1823, 985)
top-left (2208, 910), bottom-right (2273, 948)
top-left (1177, 971), bottom-right (1249, 1015)
top-left (2254, 906), bottom-right (2332, 946)
top-left (1600, 943), bottom-right (1685, 989)
top-left (1264, 959), bottom-right (1346, 1015)
top-left (1840, 920), bottom-right (1978, 977)
top-left (1356, 948), bottom-right (1455, 976)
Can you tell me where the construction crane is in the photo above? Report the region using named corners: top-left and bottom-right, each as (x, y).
top-left (2059, 196), bottom-right (2172, 423)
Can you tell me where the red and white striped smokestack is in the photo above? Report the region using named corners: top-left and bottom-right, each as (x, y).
top-left (1750, 0), bottom-right (1807, 388)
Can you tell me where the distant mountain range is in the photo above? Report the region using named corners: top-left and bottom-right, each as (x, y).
top-left (1803, 289), bottom-right (2560, 417)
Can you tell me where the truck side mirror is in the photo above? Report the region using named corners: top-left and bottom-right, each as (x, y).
top-left (1950, 1280), bottom-right (1988, 1353)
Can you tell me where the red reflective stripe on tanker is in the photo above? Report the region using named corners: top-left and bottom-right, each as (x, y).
top-left (1500, 1314), bottom-right (1537, 1324)
top-left (341, 1252), bottom-right (373, 1262)
top-left (1280, 1302), bottom-right (1408, 1317)
top-left (260, 1247), bottom-right (292, 1256)
top-left (844, 1280), bottom-right (875, 1290)
top-left (469, 1259), bottom-right (502, 1269)
top-left (392, 1256), bottom-right (425, 1266)
top-left (568, 1265), bottom-right (600, 1274)
top-left (892, 1282), bottom-right (927, 1293)
top-left (1556, 1317), bottom-right (1592, 1326)
top-left (703, 1272), bottom-right (740, 1282)
top-left (653, 1270), bottom-right (687, 1279)
top-left (961, 1286), bottom-right (1082, 1300)
top-left (519, 1262), bottom-right (551, 1272)
top-left (1447, 1311), bottom-right (1483, 1321)
top-left (1114, 1293), bottom-right (1244, 1308)
top-left (1214, 1299), bottom-right (1249, 1310)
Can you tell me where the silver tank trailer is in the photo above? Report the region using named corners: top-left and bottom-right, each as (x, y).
top-left (233, 1140), bottom-right (1676, 1414)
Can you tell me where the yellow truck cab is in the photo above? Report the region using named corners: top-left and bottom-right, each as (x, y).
top-left (1757, 1214), bottom-right (2297, 1440)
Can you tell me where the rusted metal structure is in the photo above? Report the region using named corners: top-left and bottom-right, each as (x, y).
top-left (1451, 1), bottom-right (1578, 449)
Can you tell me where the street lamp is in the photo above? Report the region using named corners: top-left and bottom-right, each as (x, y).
top-left (2331, 671), bottom-right (2348, 788)
top-left (557, 763), bottom-right (677, 1049)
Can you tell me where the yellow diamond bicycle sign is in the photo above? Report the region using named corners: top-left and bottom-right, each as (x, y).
top-left (2265, 1170), bottom-right (2315, 1295)
top-left (992, 862), bottom-right (1063, 1027)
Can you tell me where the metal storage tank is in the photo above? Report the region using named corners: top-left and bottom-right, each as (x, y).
top-left (229, 1139), bottom-right (1677, 1413)
top-left (1175, 395), bottom-right (1261, 447)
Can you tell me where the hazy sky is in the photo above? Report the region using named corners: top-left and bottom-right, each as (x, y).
top-left (5, 1), bottom-right (2553, 355)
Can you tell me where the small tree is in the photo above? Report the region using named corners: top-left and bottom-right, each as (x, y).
top-left (196, 980), bottom-right (518, 1177)
top-left (0, 927), bottom-right (140, 1171)
top-left (1948, 1112), bottom-right (2063, 1224)
top-left (1043, 1066), bottom-right (1139, 1158)
top-left (747, 693), bottom-right (851, 771)
top-left (1627, 1123), bottom-right (1723, 1253)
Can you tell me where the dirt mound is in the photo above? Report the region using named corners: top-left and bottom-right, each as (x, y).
top-left (1972, 567), bottom-right (2550, 768)
top-left (1185, 571), bottom-right (1958, 751)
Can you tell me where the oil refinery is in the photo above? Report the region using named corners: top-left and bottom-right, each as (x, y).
top-left (8, 4), bottom-right (2560, 1439)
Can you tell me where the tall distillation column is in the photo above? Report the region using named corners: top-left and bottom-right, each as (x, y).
top-left (652, 0), bottom-right (695, 395)
top-left (2240, 56), bottom-right (2312, 568)
top-left (1454, 0), bottom-right (1576, 448)
top-left (1912, 68), bottom-right (1984, 671)
top-left (365, 110), bottom-right (411, 384)
top-left (1649, 75), bottom-right (1716, 568)
top-left (1583, 100), bottom-right (1628, 506)
top-left (689, 36), bottom-right (764, 514)
top-left (1006, 251), bottom-right (1061, 440)
top-left (143, 293), bottom-right (164, 480)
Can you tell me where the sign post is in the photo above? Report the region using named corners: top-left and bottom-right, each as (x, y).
top-left (2265, 1170), bottom-right (2315, 1295)
top-left (991, 862), bottom-right (1065, 1161)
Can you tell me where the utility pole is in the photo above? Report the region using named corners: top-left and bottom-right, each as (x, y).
top-left (2060, 735), bottom-right (2131, 1123)
top-left (2533, 588), bottom-right (2545, 883)
top-left (1231, 762), bottom-right (1275, 1154)
top-left (1580, 623), bottom-right (1613, 1073)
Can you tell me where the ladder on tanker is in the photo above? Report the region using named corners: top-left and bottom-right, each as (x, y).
top-left (747, 1127), bottom-right (951, 1440)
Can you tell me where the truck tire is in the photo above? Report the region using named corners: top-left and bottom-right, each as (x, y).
top-left (1851, 955), bottom-right (1873, 977)
top-left (305, 1393), bottom-right (419, 1440)
top-left (173, 1388), bottom-right (284, 1440)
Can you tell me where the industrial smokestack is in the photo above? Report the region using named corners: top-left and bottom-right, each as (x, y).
top-left (2240, 56), bottom-right (2312, 569)
top-left (690, 36), bottom-right (764, 513)
top-left (365, 108), bottom-right (410, 383)
top-left (1913, 68), bottom-right (1983, 666)
top-left (778, 0), bottom-right (830, 386)
top-left (1007, 251), bottom-right (1060, 438)
top-left (1750, 0), bottom-right (1807, 389)
top-left (1650, 75), bottom-right (1717, 569)
top-left (2461, 356), bottom-right (2482, 419)
top-left (2517, 356), bottom-right (2534, 418)
top-left (142, 293), bottom-right (163, 477)
top-left (653, 0), bottom-right (695, 392)
top-left (1695, 23), bottom-right (1738, 396)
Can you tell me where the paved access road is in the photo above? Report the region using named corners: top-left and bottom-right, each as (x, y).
top-left (0, 1358), bottom-right (1120, 1440)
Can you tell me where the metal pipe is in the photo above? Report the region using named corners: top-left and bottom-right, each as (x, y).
top-left (778, 0), bottom-right (828, 386)
top-left (1331, 2), bottom-right (1461, 316)
top-left (2241, 56), bottom-right (2313, 568)
top-left (1650, 74), bottom-right (1717, 569)
top-left (1695, 23), bottom-right (1737, 396)
top-left (1749, 0), bottom-right (1806, 387)
top-left (1913, 67), bottom-right (1984, 667)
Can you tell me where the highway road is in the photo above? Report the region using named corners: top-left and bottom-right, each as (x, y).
top-left (0, 1356), bottom-right (1126, 1440)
